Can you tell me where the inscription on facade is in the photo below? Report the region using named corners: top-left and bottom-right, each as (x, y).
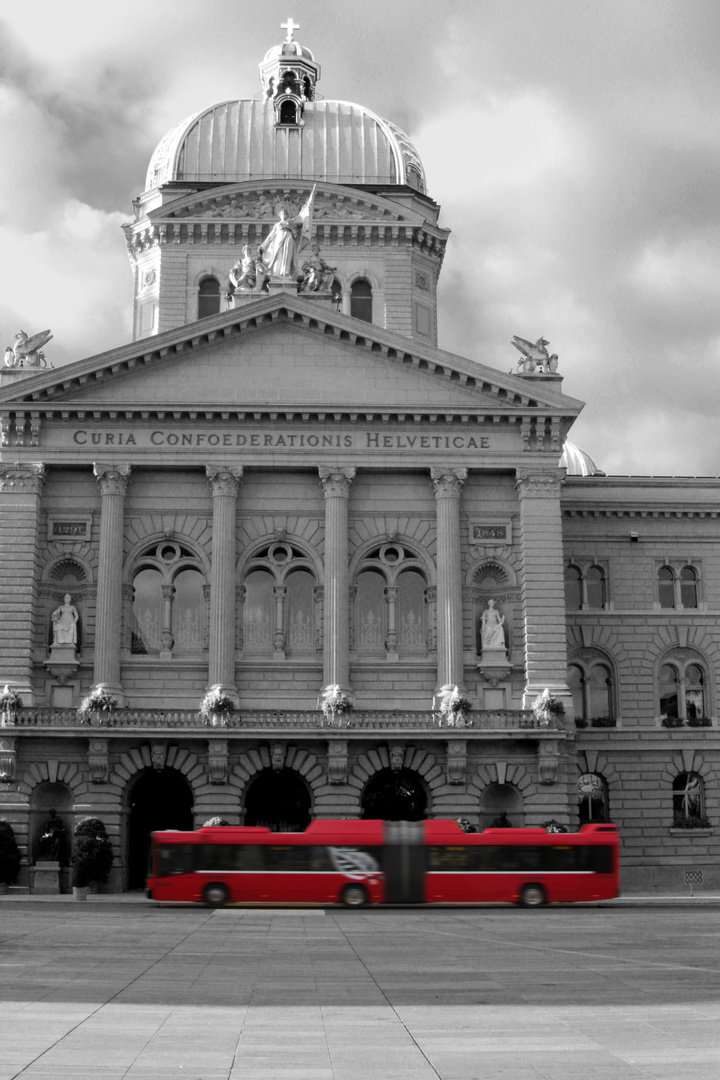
top-left (70, 428), bottom-right (492, 451)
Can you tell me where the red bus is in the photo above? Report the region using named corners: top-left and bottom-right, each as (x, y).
top-left (148, 819), bottom-right (620, 908)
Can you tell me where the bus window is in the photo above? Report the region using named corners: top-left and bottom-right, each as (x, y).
top-left (155, 844), bottom-right (194, 876)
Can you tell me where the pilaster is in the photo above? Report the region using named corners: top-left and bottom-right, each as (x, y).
top-left (431, 467), bottom-right (467, 698)
top-left (515, 467), bottom-right (571, 712)
top-left (93, 464), bottom-right (131, 700)
top-left (0, 463), bottom-right (45, 703)
top-left (206, 466), bottom-right (242, 697)
top-left (319, 467), bottom-right (355, 696)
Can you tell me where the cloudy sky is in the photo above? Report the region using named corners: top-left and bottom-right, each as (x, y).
top-left (1, 0), bottom-right (719, 475)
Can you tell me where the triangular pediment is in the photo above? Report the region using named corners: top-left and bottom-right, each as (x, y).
top-left (0, 294), bottom-right (583, 425)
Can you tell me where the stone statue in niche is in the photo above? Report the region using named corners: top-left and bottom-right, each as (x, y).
top-left (51, 594), bottom-right (79, 646)
top-left (37, 808), bottom-right (66, 862)
top-left (480, 599), bottom-right (505, 651)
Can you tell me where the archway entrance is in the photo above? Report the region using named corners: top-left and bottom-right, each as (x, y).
top-left (127, 769), bottom-right (194, 889)
top-left (361, 768), bottom-right (427, 820)
top-left (479, 782), bottom-right (524, 828)
top-left (243, 768), bottom-right (311, 831)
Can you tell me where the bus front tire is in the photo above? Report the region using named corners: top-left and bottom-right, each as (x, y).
top-left (341, 883), bottom-right (368, 908)
top-left (519, 883), bottom-right (546, 908)
top-left (203, 883), bottom-right (230, 908)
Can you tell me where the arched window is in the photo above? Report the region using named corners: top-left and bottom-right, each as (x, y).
top-left (658, 566), bottom-right (676, 609)
top-left (130, 541), bottom-right (207, 657)
top-left (565, 564), bottom-right (606, 609)
top-left (672, 772), bottom-right (708, 827)
top-left (659, 653), bottom-right (709, 724)
top-left (578, 773), bottom-right (609, 824)
top-left (568, 654), bottom-right (615, 724)
top-left (353, 544), bottom-right (430, 658)
top-left (279, 99), bottom-right (298, 125)
top-left (240, 543), bottom-right (317, 659)
top-left (350, 279), bottom-right (373, 323)
top-left (198, 276), bottom-right (221, 319)
top-left (657, 563), bottom-right (700, 609)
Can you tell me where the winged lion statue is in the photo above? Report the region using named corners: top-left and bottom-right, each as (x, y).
top-left (511, 335), bottom-right (558, 374)
top-left (4, 329), bottom-right (53, 369)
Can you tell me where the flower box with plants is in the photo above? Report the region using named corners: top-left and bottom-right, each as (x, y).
top-left (77, 688), bottom-right (119, 725)
top-left (71, 817), bottom-right (114, 899)
top-left (0, 819), bottom-right (21, 893)
top-left (0, 685), bottom-right (22, 725)
top-left (199, 689), bottom-right (235, 727)
top-left (686, 716), bottom-right (713, 727)
top-left (660, 715), bottom-right (683, 728)
top-left (671, 814), bottom-right (712, 830)
top-left (532, 689), bottom-right (565, 728)
top-left (321, 685), bottom-right (353, 725)
top-left (438, 686), bottom-right (473, 727)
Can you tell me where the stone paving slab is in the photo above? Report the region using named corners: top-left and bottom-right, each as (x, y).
top-left (1, 905), bottom-right (720, 1078)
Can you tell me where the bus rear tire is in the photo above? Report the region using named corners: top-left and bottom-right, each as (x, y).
top-left (519, 883), bottom-right (546, 908)
top-left (341, 883), bottom-right (368, 908)
top-left (203, 883), bottom-right (229, 908)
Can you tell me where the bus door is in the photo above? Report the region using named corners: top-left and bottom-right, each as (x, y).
top-left (383, 821), bottom-right (425, 903)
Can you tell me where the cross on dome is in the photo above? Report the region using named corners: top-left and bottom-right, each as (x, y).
top-left (281, 17), bottom-right (299, 42)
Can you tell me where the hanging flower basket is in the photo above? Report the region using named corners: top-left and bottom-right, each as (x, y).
top-left (320, 685), bottom-right (353, 724)
top-left (77, 689), bottom-right (118, 725)
top-left (532, 689), bottom-right (565, 728)
top-left (199, 690), bottom-right (235, 727)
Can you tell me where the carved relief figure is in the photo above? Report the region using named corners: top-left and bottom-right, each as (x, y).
top-left (51, 594), bottom-right (79, 646)
top-left (481, 599), bottom-right (505, 651)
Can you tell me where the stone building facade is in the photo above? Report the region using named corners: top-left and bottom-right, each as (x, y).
top-left (0, 28), bottom-right (717, 893)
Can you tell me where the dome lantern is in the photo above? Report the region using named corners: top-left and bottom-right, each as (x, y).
top-left (259, 18), bottom-right (321, 127)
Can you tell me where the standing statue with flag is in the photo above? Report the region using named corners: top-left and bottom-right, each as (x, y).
top-left (258, 186), bottom-right (316, 280)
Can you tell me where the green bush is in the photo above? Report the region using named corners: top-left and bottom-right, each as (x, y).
top-left (72, 817), bottom-right (114, 888)
top-left (0, 819), bottom-right (21, 886)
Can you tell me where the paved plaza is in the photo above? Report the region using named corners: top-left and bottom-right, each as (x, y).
top-left (1, 898), bottom-right (720, 1079)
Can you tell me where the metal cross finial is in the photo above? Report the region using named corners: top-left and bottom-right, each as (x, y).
top-left (281, 17), bottom-right (299, 42)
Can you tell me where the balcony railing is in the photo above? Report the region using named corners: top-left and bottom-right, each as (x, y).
top-left (2, 707), bottom-right (557, 732)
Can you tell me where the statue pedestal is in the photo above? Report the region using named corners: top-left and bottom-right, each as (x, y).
top-left (33, 861), bottom-right (61, 894)
top-left (267, 278), bottom-right (299, 295)
top-left (478, 650), bottom-right (512, 691)
top-left (45, 644), bottom-right (79, 683)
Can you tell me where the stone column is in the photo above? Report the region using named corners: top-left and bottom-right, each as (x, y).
top-left (515, 468), bottom-right (571, 710)
top-left (93, 464), bottom-right (131, 699)
top-left (431, 468), bottom-right (467, 696)
top-left (0, 464), bottom-right (45, 703)
top-left (206, 466), bottom-right (242, 696)
top-left (319, 467), bottom-right (355, 696)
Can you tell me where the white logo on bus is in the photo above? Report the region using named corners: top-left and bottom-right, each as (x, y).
top-left (328, 847), bottom-right (380, 879)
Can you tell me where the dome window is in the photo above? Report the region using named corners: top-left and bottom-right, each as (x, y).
top-left (279, 100), bottom-right (299, 125)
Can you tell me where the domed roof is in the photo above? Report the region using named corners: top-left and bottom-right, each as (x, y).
top-left (262, 39), bottom-right (317, 63)
top-left (145, 98), bottom-right (426, 192)
top-left (560, 441), bottom-right (605, 476)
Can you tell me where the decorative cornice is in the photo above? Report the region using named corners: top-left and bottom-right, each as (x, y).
top-left (93, 463), bottom-right (131, 496)
top-left (319, 466), bottom-right (355, 498)
top-left (431, 467), bottom-right (467, 498)
top-left (206, 465), bottom-right (243, 497)
top-left (0, 462), bottom-right (45, 493)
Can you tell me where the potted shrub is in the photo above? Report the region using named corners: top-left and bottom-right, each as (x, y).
top-left (0, 819), bottom-right (21, 893)
top-left (438, 686), bottom-right (473, 728)
top-left (72, 817), bottom-right (114, 900)
top-left (199, 689), bottom-right (235, 728)
top-left (320, 685), bottom-right (353, 726)
top-left (78, 688), bottom-right (118, 726)
top-left (533, 689), bottom-right (565, 728)
top-left (0, 685), bottom-right (22, 726)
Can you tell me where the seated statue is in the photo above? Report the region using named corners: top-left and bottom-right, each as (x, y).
top-left (51, 593), bottom-right (79, 646)
top-left (481, 599), bottom-right (506, 651)
top-left (298, 246), bottom-right (336, 293)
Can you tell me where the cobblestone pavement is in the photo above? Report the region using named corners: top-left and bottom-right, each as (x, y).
top-left (1, 899), bottom-right (720, 1079)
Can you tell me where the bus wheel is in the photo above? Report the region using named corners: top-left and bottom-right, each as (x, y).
top-left (341, 883), bottom-right (368, 908)
top-left (203, 883), bottom-right (230, 908)
top-left (519, 883), bottom-right (546, 908)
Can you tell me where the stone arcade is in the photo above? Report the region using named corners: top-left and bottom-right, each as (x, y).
top-left (0, 27), bottom-right (717, 893)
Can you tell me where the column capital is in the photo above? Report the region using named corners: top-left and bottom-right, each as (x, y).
top-left (431, 467), bottom-right (467, 498)
top-left (319, 466), bottom-right (355, 498)
top-left (93, 463), bottom-right (131, 496)
top-left (515, 467), bottom-right (565, 497)
top-left (0, 462), bottom-right (45, 493)
top-left (206, 465), bottom-right (243, 497)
